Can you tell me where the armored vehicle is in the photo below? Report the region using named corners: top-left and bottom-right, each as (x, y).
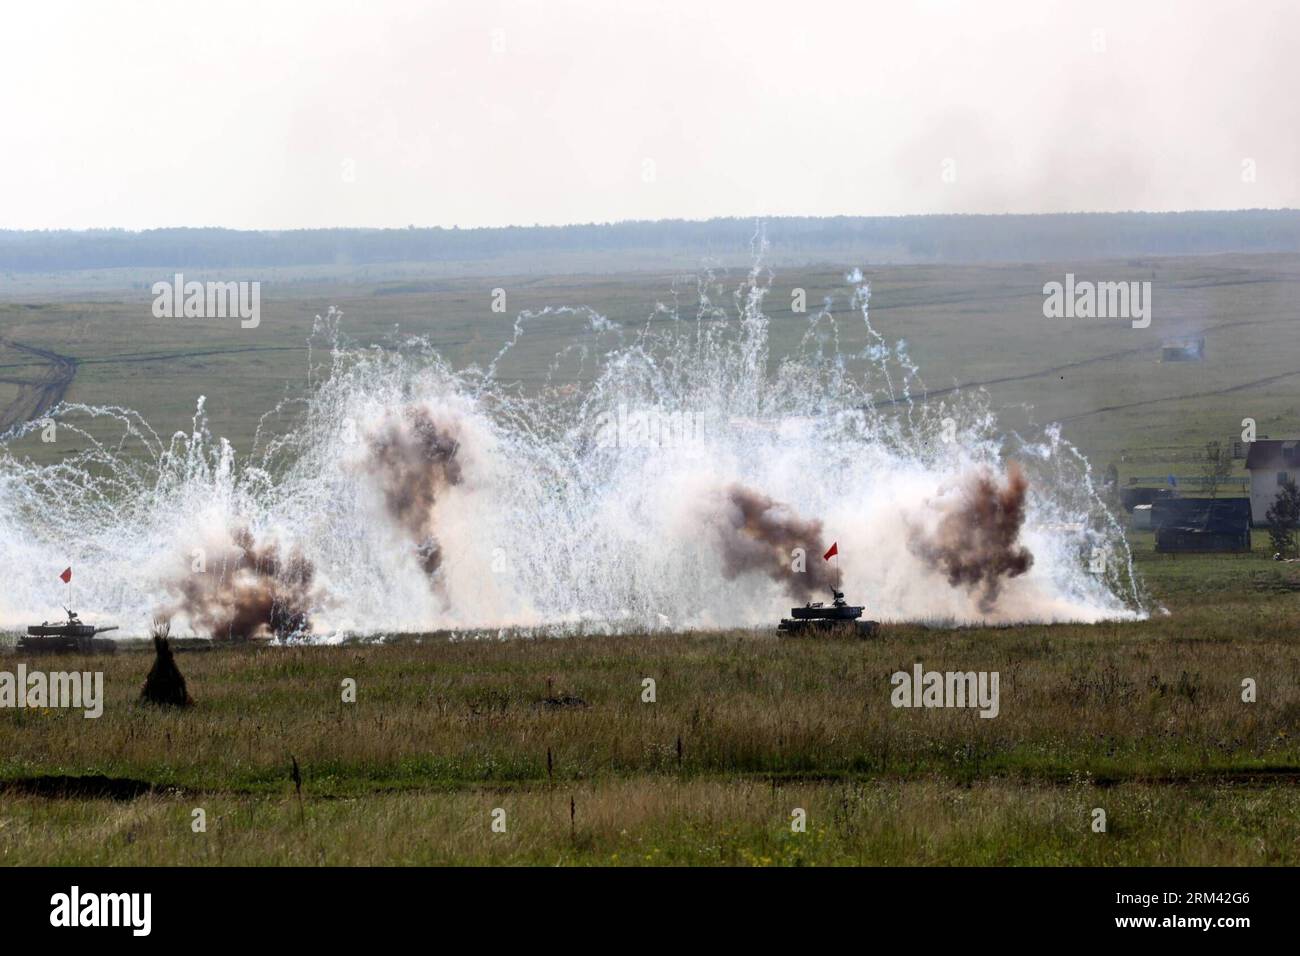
top-left (18, 609), bottom-right (119, 653)
top-left (778, 589), bottom-right (879, 638)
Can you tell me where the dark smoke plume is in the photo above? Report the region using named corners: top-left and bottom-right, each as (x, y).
top-left (172, 527), bottom-right (317, 641)
top-left (909, 463), bottom-right (1034, 613)
top-left (364, 406), bottom-right (462, 577)
top-left (709, 484), bottom-right (836, 601)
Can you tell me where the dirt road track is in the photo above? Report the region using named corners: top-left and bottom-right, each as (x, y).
top-left (0, 342), bottom-right (305, 438)
top-left (877, 313), bottom-right (1291, 412)
top-left (1057, 369), bottom-right (1300, 423)
top-left (0, 338), bottom-right (78, 437)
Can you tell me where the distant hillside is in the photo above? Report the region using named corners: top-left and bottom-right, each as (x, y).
top-left (2, 210), bottom-right (1299, 273)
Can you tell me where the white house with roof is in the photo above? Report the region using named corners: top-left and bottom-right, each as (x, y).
top-left (1245, 439), bottom-right (1300, 526)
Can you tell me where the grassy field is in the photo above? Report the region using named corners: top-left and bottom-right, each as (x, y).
top-left (3, 252), bottom-right (1300, 481)
top-left (3, 251), bottom-right (1300, 865)
top-left (1, 546), bottom-right (1298, 865)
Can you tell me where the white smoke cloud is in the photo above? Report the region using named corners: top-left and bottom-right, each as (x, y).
top-left (0, 265), bottom-right (1145, 637)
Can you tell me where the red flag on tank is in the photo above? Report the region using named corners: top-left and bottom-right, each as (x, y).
top-left (823, 543), bottom-right (838, 561)
top-left (60, 567), bottom-right (72, 583)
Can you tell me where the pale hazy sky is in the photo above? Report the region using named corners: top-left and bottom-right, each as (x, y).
top-left (2, 0), bottom-right (1296, 230)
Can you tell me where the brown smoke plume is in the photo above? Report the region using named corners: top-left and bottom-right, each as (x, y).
top-left (709, 484), bottom-right (836, 601)
top-left (172, 527), bottom-right (317, 642)
top-left (909, 463), bottom-right (1034, 613)
top-left (364, 406), bottom-right (462, 577)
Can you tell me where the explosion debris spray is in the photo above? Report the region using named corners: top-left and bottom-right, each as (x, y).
top-left (0, 254), bottom-right (1145, 637)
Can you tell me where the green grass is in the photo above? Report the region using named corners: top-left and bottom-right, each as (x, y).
top-left (4, 779), bottom-right (1299, 866)
top-left (4, 252), bottom-right (1300, 864)
top-left (4, 252), bottom-right (1300, 482)
top-left (1, 547), bottom-right (1298, 864)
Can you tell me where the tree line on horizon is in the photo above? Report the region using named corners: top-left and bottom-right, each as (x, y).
top-left (2, 210), bottom-right (1299, 272)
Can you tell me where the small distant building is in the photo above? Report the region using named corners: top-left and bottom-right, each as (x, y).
top-left (1150, 497), bottom-right (1252, 552)
top-left (1161, 337), bottom-right (1205, 362)
top-left (1130, 504), bottom-right (1153, 530)
top-left (1245, 439), bottom-right (1300, 527)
